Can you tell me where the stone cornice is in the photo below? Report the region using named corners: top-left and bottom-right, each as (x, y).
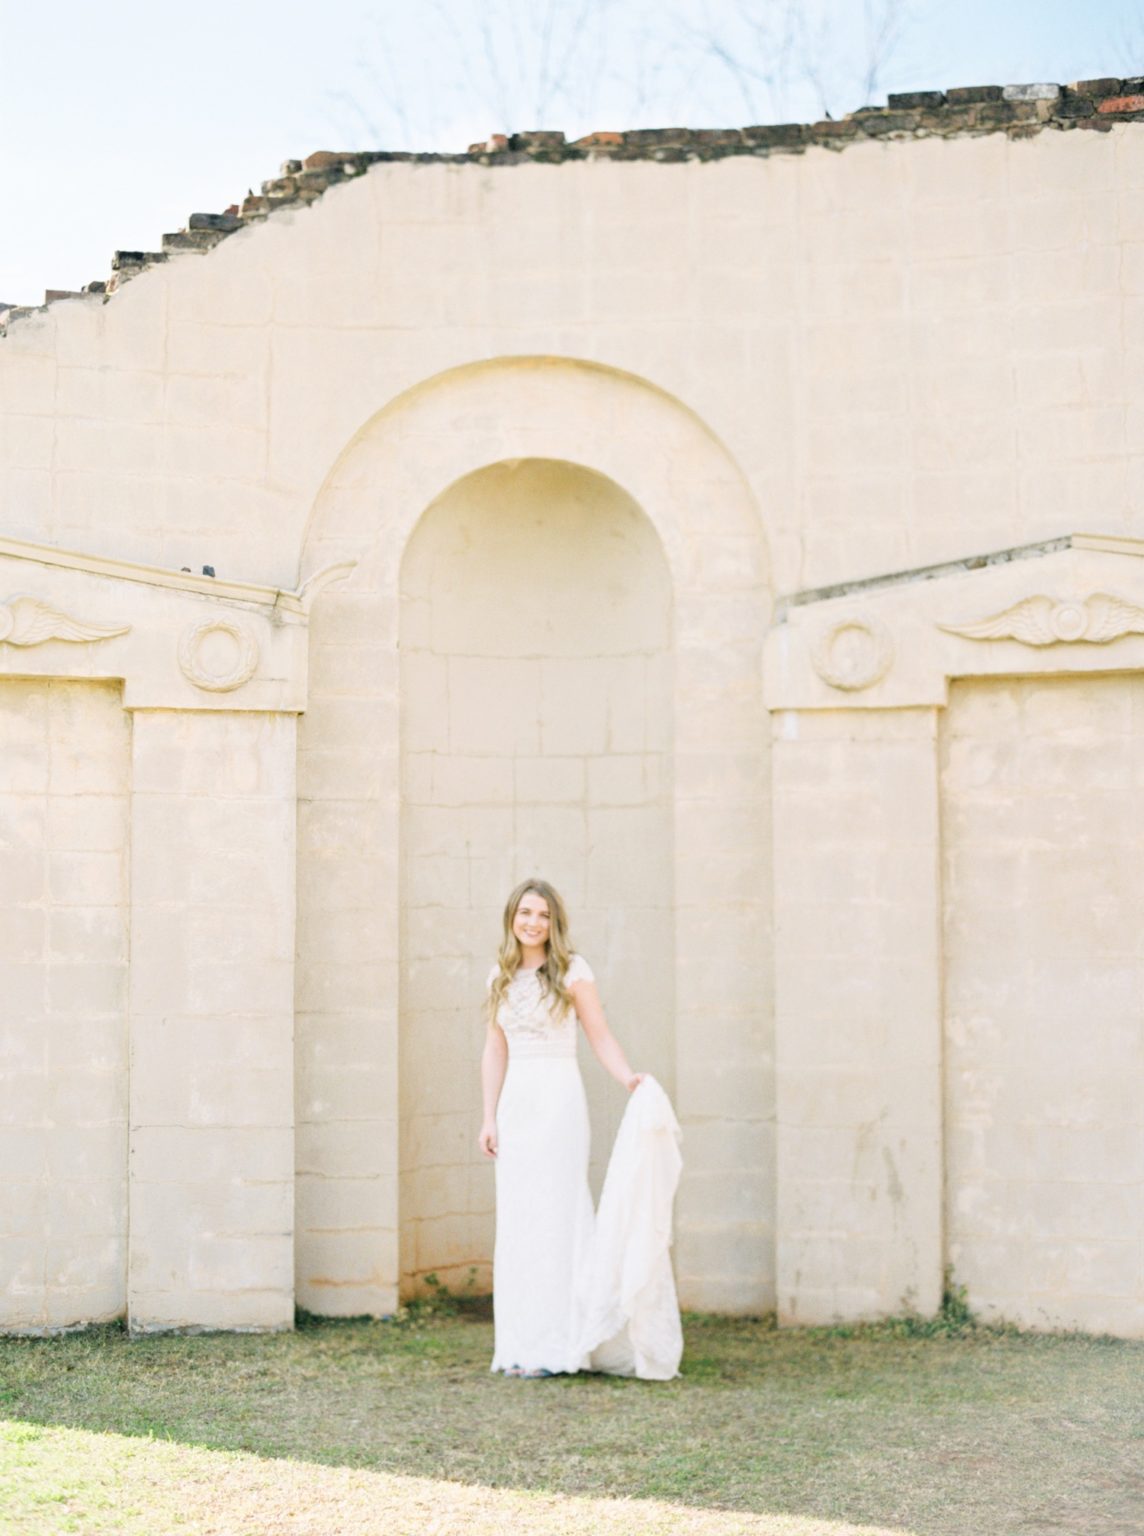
top-left (765, 532), bottom-right (1144, 711)
top-left (0, 535), bottom-right (354, 710)
top-left (3, 77), bottom-right (1143, 332)
top-left (0, 533), bottom-right (352, 618)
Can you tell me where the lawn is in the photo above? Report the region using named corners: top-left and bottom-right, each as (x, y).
top-left (0, 1306), bottom-right (1140, 1536)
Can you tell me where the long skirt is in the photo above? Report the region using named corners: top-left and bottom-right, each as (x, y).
top-left (490, 1055), bottom-right (595, 1374)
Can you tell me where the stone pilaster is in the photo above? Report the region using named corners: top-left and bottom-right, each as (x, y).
top-left (127, 709), bottom-right (297, 1331)
top-left (772, 707), bottom-right (943, 1323)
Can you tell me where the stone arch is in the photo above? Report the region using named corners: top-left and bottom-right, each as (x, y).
top-left (295, 357), bottom-right (774, 1316)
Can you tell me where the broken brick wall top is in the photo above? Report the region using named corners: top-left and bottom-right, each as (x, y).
top-left (3, 77), bottom-right (1143, 319)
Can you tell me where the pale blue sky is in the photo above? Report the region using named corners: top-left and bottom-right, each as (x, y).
top-left (2, 0), bottom-right (1142, 304)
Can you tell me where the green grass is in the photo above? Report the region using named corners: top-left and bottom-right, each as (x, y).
top-left (0, 1307), bottom-right (1141, 1535)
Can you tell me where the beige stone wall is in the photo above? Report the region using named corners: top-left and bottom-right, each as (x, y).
top-left (398, 458), bottom-right (674, 1293)
top-left (0, 680), bottom-right (130, 1330)
top-left (2, 120), bottom-right (1143, 1335)
top-left (942, 675), bottom-right (1144, 1337)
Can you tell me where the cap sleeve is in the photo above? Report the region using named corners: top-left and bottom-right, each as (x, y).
top-left (565, 954), bottom-right (594, 987)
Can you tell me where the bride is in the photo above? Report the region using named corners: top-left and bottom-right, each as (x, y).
top-left (478, 878), bottom-right (681, 1380)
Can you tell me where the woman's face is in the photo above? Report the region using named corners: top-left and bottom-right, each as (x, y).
top-left (512, 891), bottom-right (551, 952)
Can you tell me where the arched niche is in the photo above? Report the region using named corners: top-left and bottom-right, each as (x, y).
top-left (398, 457), bottom-right (674, 1292)
top-left (295, 357), bottom-right (774, 1317)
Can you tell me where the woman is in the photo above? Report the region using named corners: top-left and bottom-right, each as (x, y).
top-left (478, 878), bottom-right (644, 1378)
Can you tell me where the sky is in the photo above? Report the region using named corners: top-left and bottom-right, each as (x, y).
top-left (1, 0), bottom-right (1142, 304)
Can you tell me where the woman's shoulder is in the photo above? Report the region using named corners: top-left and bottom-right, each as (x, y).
top-left (564, 953), bottom-right (595, 986)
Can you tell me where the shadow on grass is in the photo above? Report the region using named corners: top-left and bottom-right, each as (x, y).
top-left (1, 1304), bottom-right (1141, 1536)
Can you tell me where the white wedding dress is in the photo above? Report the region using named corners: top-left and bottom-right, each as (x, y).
top-left (488, 956), bottom-right (682, 1380)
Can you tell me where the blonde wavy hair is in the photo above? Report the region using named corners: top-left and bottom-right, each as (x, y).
top-left (486, 878), bottom-right (575, 1024)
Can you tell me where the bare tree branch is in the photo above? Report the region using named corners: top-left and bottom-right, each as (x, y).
top-left (324, 0), bottom-right (918, 151)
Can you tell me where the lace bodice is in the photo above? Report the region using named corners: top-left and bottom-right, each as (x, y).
top-left (488, 955), bottom-right (594, 1058)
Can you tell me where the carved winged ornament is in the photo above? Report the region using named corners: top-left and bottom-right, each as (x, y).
top-left (938, 592), bottom-right (1144, 647)
top-left (0, 597), bottom-right (131, 646)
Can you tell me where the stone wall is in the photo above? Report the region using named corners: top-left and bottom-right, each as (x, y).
top-left (1, 91), bottom-right (1142, 1335)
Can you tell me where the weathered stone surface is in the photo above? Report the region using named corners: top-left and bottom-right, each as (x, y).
top-left (810, 117), bottom-right (861, 140)
top-left (623, 126), bottom-right (693, 145)
top-left (1072, 77), bottom-right (1122, 94)
top-left (888, 89), bottom-right (945, 108)
top-left (1098, 93), bottom-right (1144, 114)
top-left (1002, 82), bottom-right (1061, 101)
top-left (856, 109), bottom-right (920, 135)
top-left (972, 99), bottom-right (1040, 128)
top-left (188, 211), bottom-right (241, 232)
top-left (569, 130), bottom-right (622, 149)
top-left (742, 123), bottom-right (808, 147)
top-left (162, 229), bottom-right (226, 252)
top-left (508, 130), bottom-right (566, 150)
top-left (1057, 90), bottom-right (1096, 118)
top-left (945, 85), bottom-right (1003, 104)
top-left (302, 150), bottom-right (352, 170)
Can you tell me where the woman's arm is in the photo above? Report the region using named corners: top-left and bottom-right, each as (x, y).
top-left (571, 981), bottom-right (644, 1092)
top-left (478, 1020), bottom-right (509, 1158)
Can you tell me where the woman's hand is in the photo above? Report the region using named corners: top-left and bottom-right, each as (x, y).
top-left (626, 1072), bottom-right (646, 1093)
top-left (478, 1119), bottom-right (499, 1159)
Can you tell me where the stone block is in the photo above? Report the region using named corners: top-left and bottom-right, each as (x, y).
top-left (448, 657), bottom-right (541, 756)
top-left (513, 755), bottom-right (585, 804)
top-left (511, 804), bottom-right (587, 876)
top-left (425, 755), bottom-right (510, 808)
top-left (538, 659), bottom-right (609, 756)
top-left (295, 1173), bottom-right (396, 1235)
top-left (887, 90), bottom-right (945, 109)
top-left (1003, 83), bottom-right (1061, 102)
top-left (46, 961), bottom-right (126, 1018)
top-left (298, 1227), bottom-right (399, 1291)
top-left (166, 321), bottom-right (269, 378)
top-left (402, 852), bottom-right (470, 910)
top-left (0, 908), bottom-right (45, 964)
top-left (295, 958), bottom-right (392, 1015)
top-left (945, 85), bottom-right (1003, 104)
top-left (1096, 93), bottom-right (1144, 114)
top-left (129, 1286), bottom-right (293, 1333)
top-left (0, 1069), bottom-right (49, 1124)
top-left (295, 1118), bottom-right (394, 1181)
top-left (130, 1126), bottom-right (293, 1184)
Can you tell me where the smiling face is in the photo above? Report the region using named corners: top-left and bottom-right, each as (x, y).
top-left (511, 890), bottom-right (551, 958)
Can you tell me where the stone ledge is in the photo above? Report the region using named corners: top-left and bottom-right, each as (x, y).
top-left (3, 75), bottom-right (1143, 334)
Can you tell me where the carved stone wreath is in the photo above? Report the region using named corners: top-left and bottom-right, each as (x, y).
top-left (177, 618), bottom-right (260, 692)
top-left (810, 613), bottom-right (895, 691)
